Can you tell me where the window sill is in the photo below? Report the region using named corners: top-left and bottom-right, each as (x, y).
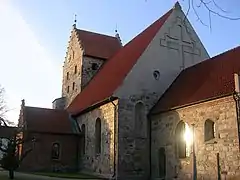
top-left (51, 158), bottom-right (61, 161)
top-left (179, 156), bottom-right (191, 161)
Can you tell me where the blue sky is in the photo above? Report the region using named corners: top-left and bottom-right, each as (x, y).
top-left (0, 0), bottom-right (239, 124)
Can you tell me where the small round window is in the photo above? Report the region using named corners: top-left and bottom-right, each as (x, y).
top-left (153, 70), bottom-right (160, 80)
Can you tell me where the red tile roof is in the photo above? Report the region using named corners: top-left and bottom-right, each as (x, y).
top-left (24, 106), bottom-right (75, 134)
top-left (67, 10), bottom-right (173, 115)
top-left (76, 29), bottom-right (122, 59)
top-left (151, 46), bottom-right (240, 114)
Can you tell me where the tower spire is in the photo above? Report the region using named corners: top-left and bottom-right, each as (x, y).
top-left (115, 24), bottom-right (122, 46)
top-left (73, 14), bottom-right (77, 29)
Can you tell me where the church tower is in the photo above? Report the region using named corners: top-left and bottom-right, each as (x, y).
top-left (53, 21), bottom-right (122, 109)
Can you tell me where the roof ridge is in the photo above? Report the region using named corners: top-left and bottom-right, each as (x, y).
top-left (76, 28), bottom-right (117, 39)
top-left (25, 106), bottom-right (67, 112)
top-left (183, 45), bottom-right (240, 72)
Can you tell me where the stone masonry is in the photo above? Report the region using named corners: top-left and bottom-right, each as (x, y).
top-left (151, 95), bottom-right (240, 180)
top-left (62, 28), bottom-right (105, 107)
top-left (117, 91), bottom-right (159, 180)
top-left (76, 100), bottom-right (118, 179)
top-left (62, 28), bottom-right (84, 106)
top-left (81, 56), bottom-right (105, 89)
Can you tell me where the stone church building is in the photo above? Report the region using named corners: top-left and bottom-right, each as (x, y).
top-left (13, 2), bottom-right (240, 180)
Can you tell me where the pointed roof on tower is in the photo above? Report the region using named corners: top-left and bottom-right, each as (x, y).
top-left (75, 29), bottom-right (122, 59)
top-left (67, 9), bottom-right (173, 115)
top-left (69, 14), bottom-right (122, 60)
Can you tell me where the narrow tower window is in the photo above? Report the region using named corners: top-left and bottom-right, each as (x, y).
top-left (67, 86), bottom-right (70, 93)
top-left (66, 72), bottom-right (69, 80)
top-left (74, 65), bottom-right (77, 74)
top-left (72, 82), bottom-right (75, 90)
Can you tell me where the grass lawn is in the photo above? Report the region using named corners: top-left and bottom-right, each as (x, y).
top-left (0, 174), bottom-right (24, 180)
top-left (32, 172), bottom-right (104, 179)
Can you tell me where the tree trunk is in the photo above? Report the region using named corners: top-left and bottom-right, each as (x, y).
top-left (9, 169), bottom-right (14, 179)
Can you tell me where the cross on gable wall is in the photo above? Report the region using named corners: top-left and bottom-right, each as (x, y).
top-left (160, 16), bottom-right (201, 70)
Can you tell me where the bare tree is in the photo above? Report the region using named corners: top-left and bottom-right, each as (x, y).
top-left (0, 85), bottom-right (15, 126)
top-left (0, 85), bottom-right (6, 119)
top-left (145, 0), bottom-right (240, 30)
top-left (0, 117), bottom-right (36, 179)
top-left (184, 0), bottom-right (240, 30)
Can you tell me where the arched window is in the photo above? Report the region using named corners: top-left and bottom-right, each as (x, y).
top-left (81, 124), bottom-right (86, 155)
top-left (95, 118), bottom-right (101, 154)
top-left (51, 142), bottom-right (60, 160)
top-left (175, 121), bottom-right (192, 158)
top-left (204, 119), bottom-right (216, 141)
top-left (134, 102), bottom-right (146, 137)
top-left (158, 147), bottom-right (166, 178)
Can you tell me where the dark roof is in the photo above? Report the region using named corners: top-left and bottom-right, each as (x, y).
top-left (151, 46), bottom-right (240, 114)
top-left (67, 9), bottom-right (173, 115)
top-left (76, 29), bottom-right (122, 59)
top-left (24, 106), bottom-right (76, 134)
top-left (0, 126), bottom-right (17, 139)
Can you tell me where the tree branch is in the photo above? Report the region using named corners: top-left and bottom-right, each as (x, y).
top-left (192, 0), bottom-right (208, 27)
top-left (212, 0), bottom-right (228, 13)
top-left (200, 0), bottom-right (240, 21)
top-left (0, 117), bottom-right (9, 127)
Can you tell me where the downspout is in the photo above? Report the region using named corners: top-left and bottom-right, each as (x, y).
top-left (69, 114), bottom-right (81, 172)
top-left (233, 93), bottom-right (240, 147)
top-left (147, 113), bottom-right (152, 180)
top-left (110, 97), bottom-right (118, 180)
top-left (233, 73), bottom-right (240, 148)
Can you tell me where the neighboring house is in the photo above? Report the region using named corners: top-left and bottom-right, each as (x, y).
top-left (16, 2), bottom-right (240, 180)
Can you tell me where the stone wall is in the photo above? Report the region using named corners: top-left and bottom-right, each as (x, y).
top-left (76, 100), bottom-right (118, 178)
top-left (81, 56), bottom-right (105, 89)
top-left (117, 92), bottom-right (159, 180)
top-left (52, 97), bottom-right (66, 110)
top-left (151, 96), bottom-right (240, 180)
top-left (61, 29), bottom-right (106, 107)
top-left (62, 28), bottom-right (83, 107)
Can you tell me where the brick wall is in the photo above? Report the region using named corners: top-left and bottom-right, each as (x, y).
top-left (151, 96), bottom-right (240, 180)
top-left (20, 132), bottom-right (80, 172)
